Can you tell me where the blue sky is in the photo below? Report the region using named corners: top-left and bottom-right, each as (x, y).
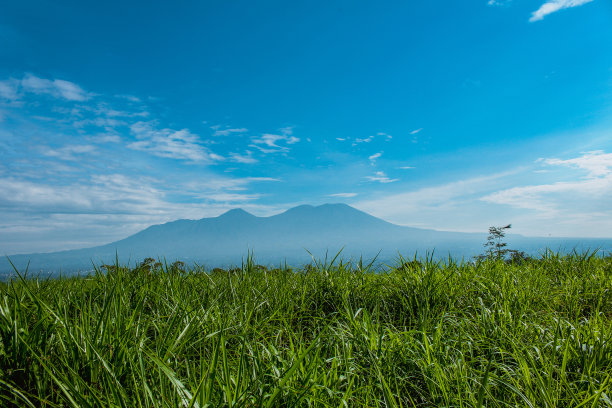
top-left (1, 0), bottom-right (611, 253)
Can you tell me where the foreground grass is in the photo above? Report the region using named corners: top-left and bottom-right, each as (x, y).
top-left (0, 252), bottom-right (611, 407)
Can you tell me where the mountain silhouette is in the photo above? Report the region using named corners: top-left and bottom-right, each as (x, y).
top-left (2, 203), bottom-right (609, 275)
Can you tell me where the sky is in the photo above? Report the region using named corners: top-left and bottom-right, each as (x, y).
top-left (1, 0), bottom-right (611, 254)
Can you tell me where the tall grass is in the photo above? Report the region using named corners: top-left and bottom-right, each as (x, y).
top-left (0, 251), bottom-right (611, 407)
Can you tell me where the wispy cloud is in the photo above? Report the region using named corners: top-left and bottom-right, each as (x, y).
top-left (409, 128), bottom-right (423, 135)
top-left (529, 0), bottom-right (594, 22)
top-left (354, 136), bottom-right (373, 144)
top-left (211, 126), bottom-right (248, 137)
top-left (487, 0), bottom-right (512, 6)
top-left (482, 151), bottom-right (612, 214)
top-left (366, 171), bottom-right (398, 183)
top-left (43, 144), bottom-right (97, 161)
top-left (0, 173), bottom-right (282, 253)
top-left (353, 132), bottom-right (393, 146)
top-left (17, 74), bottom-right (92, 101)
top-left (0, 79), bottom-right (19, 100)
top-left (0, 174), bottom-right (164, 215)
top-left (539, 150), bottom-right (612, 177)
top-left (368, 152), bottom-right (382, 164)
top-left (355, 171), bottom-right (517, 230)
top-left (73, 117), bottom-right (127, 130)
top-left (183, 177), bottom-right (280, 193)
top-left (128, 121), bottom-right (222, 162)
top-left (251, 127), bottom-right (299, 153)
top-left (329, 192), bottom-right (357, 198)
top-left (481, 177), bottom-right (611, 213)
top-left (94, 103), bottom-right (149, 118)
top-left (230, 151), bottom-right (258, 164)
top-left (114, 94), bottom-right (142, 103)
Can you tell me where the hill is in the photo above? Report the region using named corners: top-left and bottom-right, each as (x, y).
top-left (2, 203), bottom-right (610, 275)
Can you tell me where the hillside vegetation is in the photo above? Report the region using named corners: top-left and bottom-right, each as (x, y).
top-left (1, 252), bottom-right (611, 407)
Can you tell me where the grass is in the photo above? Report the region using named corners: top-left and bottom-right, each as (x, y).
top-left (0, 251), bottom-right (611, 407)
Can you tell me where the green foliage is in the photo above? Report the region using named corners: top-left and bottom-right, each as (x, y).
top-left (480, 224), bottom-right (531, 263)
top-left (483, 224), bottom-right (512, 260)
top-left (0, 252), bottom-right (611, 407)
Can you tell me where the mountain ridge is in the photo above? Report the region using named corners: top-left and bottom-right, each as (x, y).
top-left (2, 203), bottom-right (610, 275)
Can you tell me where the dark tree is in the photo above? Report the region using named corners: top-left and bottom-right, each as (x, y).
top-left (483, 224), bottom-right (512, 260)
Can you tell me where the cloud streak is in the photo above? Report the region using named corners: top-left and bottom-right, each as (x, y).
top-left (128, 121), bottom-right (222, 162)
top-left (539, 150), bottom-right (612, 177)
top-left (329, 192), bottom-right (358, 198)
top-left (482, 151), bottom-right (612, 214)
top-left (230, 151), bottom-right (258, 164)
top-left (366, 171), bottom-right (398, 184)
top-left (0, 174), bottom-right (282, 253)
top-left (529, 0), bottom-right (594, 22)
top-left (211, 126), bottom-right (248, 137)
top-left (368, 152), bottom-right (382, 164)
top-left (251, 127), bottom-right (299, 153)
top-left (0, 74), bottom-right (92, 101)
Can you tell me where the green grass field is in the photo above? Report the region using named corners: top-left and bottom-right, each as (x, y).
top-left (1, 252), bottom-right (611, 407)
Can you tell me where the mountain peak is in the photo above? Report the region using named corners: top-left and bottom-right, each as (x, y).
top-left (218, 208), bottom-right (255, 219)
top-left (281, 203), bottom-right (351, 215)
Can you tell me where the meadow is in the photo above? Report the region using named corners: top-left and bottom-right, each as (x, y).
top-left (0, 251), bottom-right (610, 407)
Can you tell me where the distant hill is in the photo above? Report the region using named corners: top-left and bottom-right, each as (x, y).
top-left (2, 203), bottom-right (610, 276)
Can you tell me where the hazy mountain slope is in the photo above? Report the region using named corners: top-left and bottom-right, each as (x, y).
top-left (2, 203), bottom-right (610, 276)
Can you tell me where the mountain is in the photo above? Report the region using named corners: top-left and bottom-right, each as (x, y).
top-left (2, 203), bottom-right (610, 276)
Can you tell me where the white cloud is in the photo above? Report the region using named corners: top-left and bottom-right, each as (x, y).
top-left (128, 121), bottom-right (222, 162)
top-left (95, 104), bottom-right (149, 118)
top-left (230, 151), bottom-right (258, 164)
top-left (487, 0), bottom-right (511, 6)
top-left (93, 133), bottom-right (122, 144)
top-left (482, 151), bottom-right (612, 214)
top-left (410, 128), bottom-right (423, 135)
top-left (0, 74), bottom-right (92, 102)
top-left (43, 144), bottom-right (97, 161)
top-left (21, 74), bottom-right (92, 101)
top-left (529, 0), bottom-right (594, 22)
top-left (255, 134), bottom-right (287, 147)
top-left (114, 94), bottom-right (141, 103)
top-left (366, 171), bottom-right (398, 184)
top-left (202, 192), bottom-right (261, 202)
top-left (212, 127), bottom-right (248, 137)
top-left (0, 174), bottom-right (163, 215)
top-left (481, 176), bottom-right (611, 214)
top-left (353, 132), bottom-right (393, 146)
top-left (355, 151), bottom-right (612, 237)
top-left (369, 152), bottom-right (382, 164)
top-left (354, 136), bottom-right (374, 144)
top-left (0, 79), bottom-right (19, 100)
top-left (251, 130), bottom-right (300, 153)
top-left (182, 177), bottom-right (279, 193)
top-left (355, 171), bottom-right (517, 231)
top-left (0, 174), bottom-right (282, 253)
top-left (73, 117), bottom-right (127, 129)
top-left (399, 166), bottom-right (415, 170)
top-left (279, 126), bottom-right (295, 136)
top-left (539, 150), bottom-right (612, 177)
top-left (329, 192), bottom-right (358, 198)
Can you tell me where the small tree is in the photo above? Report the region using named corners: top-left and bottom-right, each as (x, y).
top-left (483, 224), bottom-right (512, 260)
